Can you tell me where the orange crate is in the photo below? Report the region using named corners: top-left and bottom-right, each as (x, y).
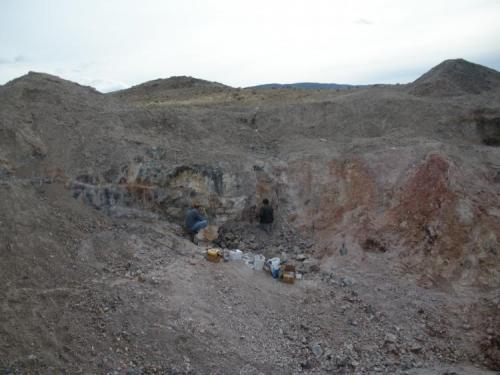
top-left (283, 272), bottom-right (295, 284)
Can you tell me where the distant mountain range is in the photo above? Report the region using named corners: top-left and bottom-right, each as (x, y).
top-left (246, 82), bottom-right (359, 90)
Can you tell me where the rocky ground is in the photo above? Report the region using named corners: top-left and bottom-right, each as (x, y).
top-left (1, 59), bottom-right (500, 374)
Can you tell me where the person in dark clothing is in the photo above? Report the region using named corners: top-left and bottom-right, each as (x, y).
top-left (185, 202), bottom-right (208, 235)
top-left (258, 198), bottom-right (273, 233)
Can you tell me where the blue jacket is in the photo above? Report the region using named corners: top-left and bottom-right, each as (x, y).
top-left (185, 208), bottom-right (205, 231)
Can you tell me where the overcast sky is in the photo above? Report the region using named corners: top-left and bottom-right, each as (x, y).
top-left (1, 0), bottom-right (500, 92)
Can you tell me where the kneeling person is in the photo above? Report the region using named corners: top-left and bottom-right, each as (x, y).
top-left (185, 202), bottom-right (208, 235)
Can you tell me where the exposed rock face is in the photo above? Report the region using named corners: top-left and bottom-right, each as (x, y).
top-left (69, 161), bottom-right (250, 225)
top-left (1, 59), bottom-right (500, 373)
top-left (385, 153), bottom-right (500, 288)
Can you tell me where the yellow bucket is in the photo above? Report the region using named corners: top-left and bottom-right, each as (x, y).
top-left (207, 248), bottom-right (221, 263)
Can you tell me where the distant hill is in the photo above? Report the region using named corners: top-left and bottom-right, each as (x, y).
top-left (120, 76), bottom-right (230, 92)
top-left (247, 82), bottom-right (358, 90)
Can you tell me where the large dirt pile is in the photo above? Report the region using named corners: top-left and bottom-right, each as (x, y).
top-left (112, 76), bottom-right (233, 104)
top-left (408, 59), bottom-right (500, 97)
top-left (1, 59), bottom-right (500, 374)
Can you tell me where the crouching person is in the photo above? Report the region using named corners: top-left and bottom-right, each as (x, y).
top-left (185, 201), bottom-right (208, 240)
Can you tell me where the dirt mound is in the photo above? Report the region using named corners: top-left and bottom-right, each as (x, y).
top-left (112, 75), bottom-right (233, 103)
top-left (2, 71), bottom-right (101, 99)
top-left (409, 59), bottom-right (500, 97)
top-left (122, 76), bottom-right (229, 91)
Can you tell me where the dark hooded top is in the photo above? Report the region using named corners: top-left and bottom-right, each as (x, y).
top-left (259, 205), bottom-right (274, 224)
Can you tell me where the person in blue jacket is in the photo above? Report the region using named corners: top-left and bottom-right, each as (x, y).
top-left (185, 201), bottom-right (208, 235)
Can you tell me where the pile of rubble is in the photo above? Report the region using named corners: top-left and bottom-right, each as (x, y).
top-left (210, 221), bottom-right (320, 275)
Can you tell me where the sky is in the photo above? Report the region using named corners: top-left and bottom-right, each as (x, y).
top-left (1, 0), bottom-right (500, 92)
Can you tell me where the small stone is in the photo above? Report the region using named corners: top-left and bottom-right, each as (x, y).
top-left (296, 253), bottom-right (307, 261)
top-left (311, 343), bottom-right (323, 358)
top-left (384, 333), bottom-right (397, 343)
top-left (344, 343), bottom-right (354, 351)
top-left (300, 360), bottom-right (312, 370)
top-left (410, 343), bottom-right (422, 353)
top-left (339, 243), bottom-right (348, 256)
top-left (340, 276), bottom-right (355, 287)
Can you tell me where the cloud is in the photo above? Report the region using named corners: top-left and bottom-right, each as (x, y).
top-left (72, 61), bottom-right (98, 74)
top-left (13, 54), bottom-right (27, 63)
top-left (0, 54), bottom-right (29, 64)
top-left (354, 18), bottom-right (372, 25)
top-left (85, 78), bottom-right (128, 93)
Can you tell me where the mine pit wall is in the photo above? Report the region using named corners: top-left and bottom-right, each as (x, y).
top-left (68, 162), bottom-right (257, 225)
top-left (386, 154), bottom-right (499, 288)
top-left (278, 153), bottom-right (500, 290)
top-left (66, 151), bottom-right (500, 290)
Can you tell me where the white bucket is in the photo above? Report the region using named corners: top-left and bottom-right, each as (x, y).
top-left (242, 253), bottom-right (254, 268)
top-left (268, 257), bottom-right (280, 269)
top-left (253, 255), bottom-right (265, 270)
top-left (229, 249), bottom-right (243, 260)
